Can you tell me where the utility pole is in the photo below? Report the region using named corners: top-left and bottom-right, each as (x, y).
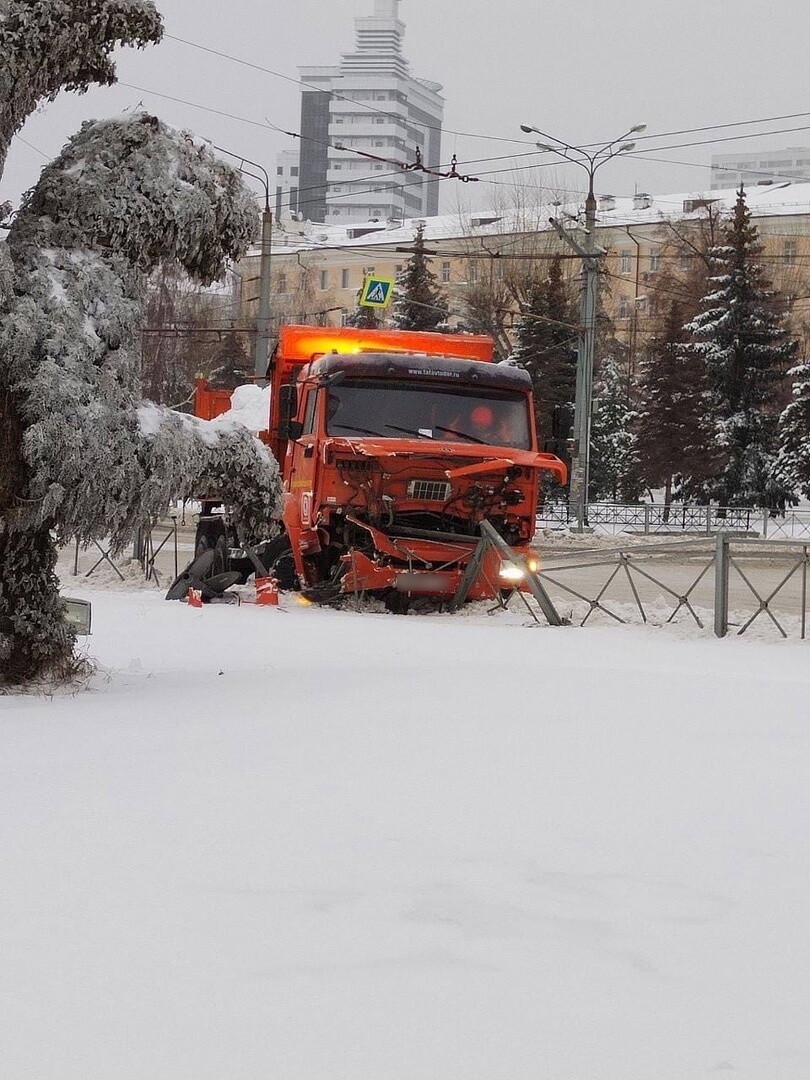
top-left (212, 144), bottom-right (273, 381)
top-left (255, 202), bottom-right (273, 380)
top-left (519, 122), bottom-right (645, 531)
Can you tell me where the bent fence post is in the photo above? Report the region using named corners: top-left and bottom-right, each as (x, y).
top-left (479, 521), bottom-right (563, 627)
top-left (714, 531), bottom-right (730, 638)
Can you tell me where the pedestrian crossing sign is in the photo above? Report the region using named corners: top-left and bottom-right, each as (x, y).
top-left (360, 275), bottom-right (395, 308)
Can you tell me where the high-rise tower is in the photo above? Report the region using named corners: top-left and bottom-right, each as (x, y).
top-left (296, 0), bottom-right (444, 224)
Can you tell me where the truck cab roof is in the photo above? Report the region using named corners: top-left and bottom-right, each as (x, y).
top-left (307, 351), bottom-right (532, 392)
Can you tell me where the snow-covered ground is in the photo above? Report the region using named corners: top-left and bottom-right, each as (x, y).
top-left (2, 587), bottom-right (810, 1079)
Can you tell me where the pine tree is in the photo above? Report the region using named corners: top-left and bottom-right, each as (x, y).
top-left (391, 222), bottom-right (449, 332)
top-left (771, 359), bottom-right (810, 500)
top-left (683, 187), bottom-right (796, 508)
top-left (510, 256), bottom-right (577, 453)
top-left (588, 356), bottom-right (639, 502)
top-left (634, 301), bottom-right (716, 510)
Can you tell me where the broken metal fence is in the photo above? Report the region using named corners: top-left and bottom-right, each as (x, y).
top-left (537, 501), bottom-right (810, 540)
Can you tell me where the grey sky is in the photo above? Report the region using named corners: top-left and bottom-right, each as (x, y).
top-left (3, 0), bottom-right (809, 213)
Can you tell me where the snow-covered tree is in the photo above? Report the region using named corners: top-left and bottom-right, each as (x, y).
top-left (683, 187), bottom-right (796, 508)
top-left (634, 300), bottom-right (718, 510)
top-left (391, 222), bottom-right (449, 332)
top-left (510, 256), bottom-right (577, 453)
top-left (0, 0), bottom-right (163, 175)
top-left (771, 359), bottom-right (810, 499)
top-left (0, 105), bottom-right (283, 685)
top-left (588, 356), bottom-right (639, 502)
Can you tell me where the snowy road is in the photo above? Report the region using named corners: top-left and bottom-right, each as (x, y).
top-left (2, 590), bottom-right (810, 1079)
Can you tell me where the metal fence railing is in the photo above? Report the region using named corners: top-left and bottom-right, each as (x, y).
top-left (525, 533), bottom-right (810, 640)
top-left (537, 501), bottom-right (810, 540)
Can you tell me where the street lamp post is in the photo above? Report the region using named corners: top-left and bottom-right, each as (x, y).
top-left (519, 123), bottom-right (645, 530)
top-left (212, 145), bottom-right (274, 381)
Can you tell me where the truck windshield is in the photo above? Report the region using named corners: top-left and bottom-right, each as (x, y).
top-left (325, 379), bottom-right (532, 449)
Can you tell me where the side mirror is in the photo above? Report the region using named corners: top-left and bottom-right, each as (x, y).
top-left (277, 383), bottom-right (299, 440)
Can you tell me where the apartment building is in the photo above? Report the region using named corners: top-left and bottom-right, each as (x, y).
top-left (296, 0), bottom-right (444, 225)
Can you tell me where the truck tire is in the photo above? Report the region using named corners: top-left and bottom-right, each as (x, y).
top-left (260, 534), bottom-right (299, 592)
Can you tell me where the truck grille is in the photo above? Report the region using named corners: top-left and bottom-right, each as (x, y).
top-left (407, 479), bottom-right (452, 503)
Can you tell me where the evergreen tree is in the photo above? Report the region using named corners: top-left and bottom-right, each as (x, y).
top-left (588, 356), bottom-right (640, 502)
top-left (683, 187), bottom-right (796, 508)
top-left (391, 222), bottom-right (449, 332)
top-left (345, 291), bottom-right (380, 329)
top-left (634, 301), bottom-right (716, 510)
top-left (510, 256), bottom-right (577, 453)
top-left (771, 359), bottom-right (810, 500)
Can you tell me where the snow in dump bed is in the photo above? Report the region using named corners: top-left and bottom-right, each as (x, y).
top-left (2, 588), bottom-right (810, 1079)
top-left (216, 383), bottom-right (271, 433)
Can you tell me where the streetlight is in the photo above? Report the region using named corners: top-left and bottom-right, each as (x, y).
top-left (519, 122), bottom-right (645, 530)
top-left (211, 144), bottom-right (274, 382)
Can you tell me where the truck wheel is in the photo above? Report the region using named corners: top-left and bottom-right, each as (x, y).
top-left (260, 534), bottom-right (299, 591)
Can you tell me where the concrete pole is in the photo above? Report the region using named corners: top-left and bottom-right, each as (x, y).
top-left (254, 207), bottom-right (273, 380)
top-left (568, 182), bottom-right (598, 532)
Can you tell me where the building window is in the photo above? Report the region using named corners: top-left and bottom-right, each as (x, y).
top-left (340, 309), bottom-right (350, 327)
top-left (620, 249), bottom-right (632, 274)
top-left (320, 270), bottom-right (329, 290)
top-left (441, 261), bottom-right (451, 283)
top-left (277, 273), bottom-right (287, 293)
top-left (375, 117), bottom-right (385, 124)
top-left (679, 253), bottom-right (693, 271)
top-left (334, 116), bottom-right (343, 123)
top-left (783, 240), bottom-right (797, 265)
top-left (363, 266), bottom-right (376, 276)
top-left (341, 268), bottom-right (350, 289)
top-left (619, 296), bottom-right (631, 319)
top-left (276, 166), bottom-right (283, 176)
top-left (395, 264), bottom-right (403, 275)
top-left (468, 261), bottom-right (478, 284)
top-left (291, 167), bottom-right (298, 177)
top-left (333, 163), bottom-right (341, 170)
top-left (649, 251), bottom-right (660, 272)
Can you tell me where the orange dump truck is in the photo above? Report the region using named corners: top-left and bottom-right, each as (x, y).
top-left (193, 324), bottom-right (566, 609)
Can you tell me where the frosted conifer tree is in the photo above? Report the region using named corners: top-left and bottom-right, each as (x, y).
top-left (588, 356), bottom-right (639, 502)
top-left (510, 256), bottom-right (577, 452)
top-left (0, 5), bottom-right (282, 686)
top-left (771, 360), bottom-right (810, 499)
top-left (391, 222), bottom-right (449, 332)
top-left (634, 301), bottom-right (717, 510)
top-left (682, 187), bottom-right (796, 508)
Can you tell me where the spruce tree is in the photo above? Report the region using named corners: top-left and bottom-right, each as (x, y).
top-left (345, 292), bottom-right (380, 329)
top-left (391, 222), bottom-right (449, 332)
top-left (510, 256), bottom-right (577, 452)
top-left (683, 187), bottom-right (796, 508)
top-left (634, 301), bottom-right (716, 511)
top-left (588, 356), bottom-right (639, 502)
top-left (771, 359), bottom-right (810, 500)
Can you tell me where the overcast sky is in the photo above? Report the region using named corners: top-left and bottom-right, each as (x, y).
top-left (3, 0), bottom-right (810, 215)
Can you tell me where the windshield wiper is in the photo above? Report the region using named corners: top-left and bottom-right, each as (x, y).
top-left (384, 424), bottom-right (433, 439)
top-left (433, 425), bottom-right (488, 445)
top-left (330, 423), bottom-right (386, 437)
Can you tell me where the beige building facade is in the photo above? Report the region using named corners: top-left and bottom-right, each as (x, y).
top-left (236, 183), bottom-right (810, 358)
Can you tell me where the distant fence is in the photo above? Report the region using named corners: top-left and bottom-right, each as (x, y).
top-left (537, 501), bottom-right (810, 540)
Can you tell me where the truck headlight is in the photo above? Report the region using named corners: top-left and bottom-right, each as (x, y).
top-left (498, 564), bottom-right (525, 584)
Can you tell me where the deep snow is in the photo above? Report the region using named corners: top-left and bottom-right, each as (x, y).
top-left (2, 588), bottom-right (809, 1079)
